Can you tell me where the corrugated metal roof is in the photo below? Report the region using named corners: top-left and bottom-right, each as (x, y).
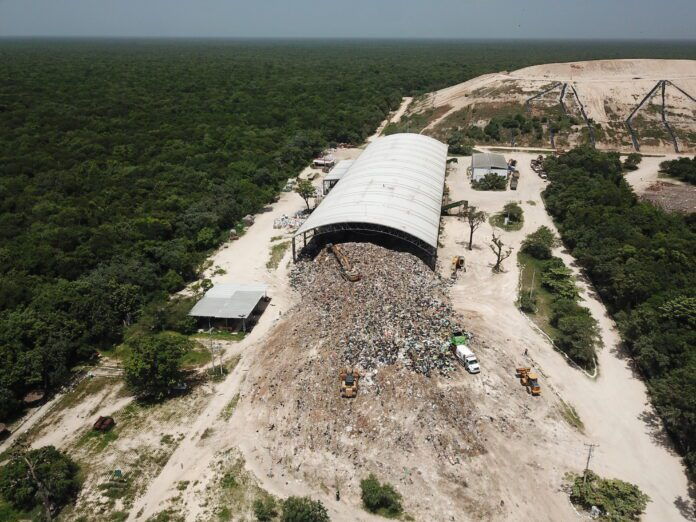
top-left (189, 283), bottom-right (267, 319)
top-left (472, 152), bottom-right (508, 170)
top-left (323, 160), bottom-right (354, 182)
top-left (295, 134), bottom-right (447, 249)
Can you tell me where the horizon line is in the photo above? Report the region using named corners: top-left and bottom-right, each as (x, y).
top-left (1, 35), bottom-right (696, 43)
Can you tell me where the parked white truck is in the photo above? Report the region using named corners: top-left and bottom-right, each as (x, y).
top-left (450, 331), bottom-right (481, 374)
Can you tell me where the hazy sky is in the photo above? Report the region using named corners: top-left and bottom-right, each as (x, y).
top-left (1, 0), bottom-right (695, 40)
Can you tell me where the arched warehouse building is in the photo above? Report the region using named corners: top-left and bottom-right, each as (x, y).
top-left (293, 133), bottom-right (448, 268)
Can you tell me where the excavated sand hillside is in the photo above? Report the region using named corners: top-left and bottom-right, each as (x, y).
top-left (423, 59), bottom-right (696, 153)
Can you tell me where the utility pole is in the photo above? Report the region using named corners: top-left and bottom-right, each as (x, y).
top-left (208, 328), bottom-right (217, 375)
top-left (583, 443), bottom-right (599, 484)
top-left (529, 268), bottom-right (536, 300)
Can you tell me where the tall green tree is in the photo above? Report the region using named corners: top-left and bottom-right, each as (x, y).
top-left (0, 445), bottom-right (80, 521)
top-left (124, 332), bottom-right (191, 400)
top-left (294, 179), bottom-right (317, 211)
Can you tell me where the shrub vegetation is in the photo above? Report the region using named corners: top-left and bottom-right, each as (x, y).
top-left (659, 156), bottom-right (696, 184)
top-left (281, 496), bottom-right (329, 522)
top-left (622, 152), bottom-right (642, 171)
top-left (491, 202), bottom-right (524, 230)
top-left (0, 446), bottom-right (80, 519)
top-left (360, 474), bottom-right (403, 517)
top-left (253, 496), bottom-right (278, 521)
top-left (569, 470), bottom-right (649, 521)
top-left (472, 172), bottom-right (508, 191)
top-left (519, 227), bottom-right (599, 370)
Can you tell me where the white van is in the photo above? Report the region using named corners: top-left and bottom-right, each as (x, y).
top-left (453, 345), bottom-right (480, 374)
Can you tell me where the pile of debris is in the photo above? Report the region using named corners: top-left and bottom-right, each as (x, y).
top-left (273, 210), bottom-right (308, 231)
top-left (290, 243), bottom-right (459, 376)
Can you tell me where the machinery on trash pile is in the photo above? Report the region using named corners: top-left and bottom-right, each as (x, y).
top-left (516, 367), bottom-right (541, 395)
top-left (450, 331), bottom-right (480, 373)
top-left (339, 368), bottom-right (360, 398)
top-left (327, 243), bottom-right (361, 282)
top-left (451, 256), bottom-right (465, 278)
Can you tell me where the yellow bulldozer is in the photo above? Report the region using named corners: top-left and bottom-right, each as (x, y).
top-left (339, 368), bottom-right (360, 398)
top-left (451, 255), bottom-right (465, 278)
top-left (516, 367), bottom-right (541, 396)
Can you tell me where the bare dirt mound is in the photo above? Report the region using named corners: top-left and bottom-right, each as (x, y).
top-left (510, 59), bottom-right (696, 81)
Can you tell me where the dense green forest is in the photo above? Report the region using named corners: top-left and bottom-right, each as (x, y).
top-left (543, 148), bottom-right (696, 476)
top-left (1, 39), bottom-right (695, 421)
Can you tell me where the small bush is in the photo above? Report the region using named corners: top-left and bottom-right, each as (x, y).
top-left (281, 496), bottom-right (329, 522)
top-left (659, 156), bottom-right (696, 184)
top-left (491, 201), bottom-right (524, 231)
top-left (472, 172), bottom-right (507, 191)
top-left (551, 298), bottom-right (600, 370)
top-left (540, 258), bottom-right (578, 300)
top-left (519, 293), bottom-right (537, 313)
top-left (360, 474), bottom-right (403, 517)
top-left (502, 202), bottom-right (523, 223)
top-left (253, 496), bottom-right (278, 521)
top-left (521, 226), bottom-right (557, 260)
top-left (569, 470), bottom-right (649, 520)
top-left (623, 153), bottom-right (642, 171)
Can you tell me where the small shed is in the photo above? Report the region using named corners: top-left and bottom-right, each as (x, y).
top-left (189, 283), bottom-right (269, 332)
top-left (322, 160), bottom-right (354, 195)
top-left (471, 152), bottom-right (509, 181)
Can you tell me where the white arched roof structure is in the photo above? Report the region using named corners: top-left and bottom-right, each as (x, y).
top-left (295, 134), bottom-right (447, 263)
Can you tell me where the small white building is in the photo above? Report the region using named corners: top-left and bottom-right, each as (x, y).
top-left (471, 152), bottom-right (509, 181)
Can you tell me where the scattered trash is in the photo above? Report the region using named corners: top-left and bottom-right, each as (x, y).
top-left (290, 243), bottom-right (462, 377)
top-left (273, 210), bottom-right (309, 231)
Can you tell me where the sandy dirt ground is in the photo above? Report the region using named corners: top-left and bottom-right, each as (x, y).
top-left (622, 153), bottom-right (696, 213)
top-left (444, 149), bottom-right (693, 520)
top-left (422, 59), bottom-right (696, 153)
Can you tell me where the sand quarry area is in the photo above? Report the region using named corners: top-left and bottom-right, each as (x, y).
top-left (422, 59), bottom-right (696, 154)
top-left (2, 63), bottom-right (695, 521)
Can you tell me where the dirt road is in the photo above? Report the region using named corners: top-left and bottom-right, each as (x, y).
top-left (367, 96), bottom-right (412, 141)
top-left (443, 150), bottom-right (692, 520)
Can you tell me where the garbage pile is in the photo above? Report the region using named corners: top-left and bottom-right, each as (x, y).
top-left (290, 243), bottom-right (459, 376)
top-left (273, 210), bottom-right (308, 231)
